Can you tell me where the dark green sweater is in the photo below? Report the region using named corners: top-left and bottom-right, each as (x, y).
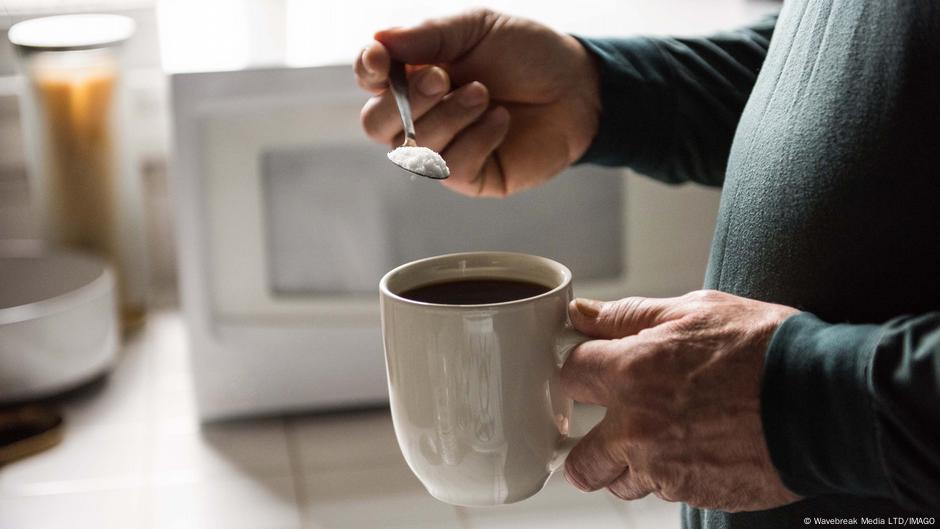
top-left (577, 0), bottom-right (940, 527)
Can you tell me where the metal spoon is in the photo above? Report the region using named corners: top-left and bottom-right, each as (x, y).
top-left (386, 60), bottom-right (449, 180)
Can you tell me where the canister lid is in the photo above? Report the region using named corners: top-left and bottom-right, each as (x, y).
top-left (8, 14), bottom-right (135, 51)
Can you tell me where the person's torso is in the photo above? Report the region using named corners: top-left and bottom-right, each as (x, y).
top-left (695, 0), bottom-right (940, 527)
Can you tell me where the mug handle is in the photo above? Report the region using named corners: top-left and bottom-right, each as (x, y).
top-left (549, 324), bottom-right (591, 473)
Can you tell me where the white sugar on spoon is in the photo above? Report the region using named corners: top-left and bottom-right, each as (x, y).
top-left (385, 60), bottom-right (450, 180)
top-left (387, 146), bottom-right (449, 179)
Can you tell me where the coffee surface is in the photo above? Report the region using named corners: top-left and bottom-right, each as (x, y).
top-left (400, 278), bottom-right (552, 305)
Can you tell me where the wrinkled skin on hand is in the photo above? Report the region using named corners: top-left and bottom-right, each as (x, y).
top-left (561, 290), bottom-right (803, 512)
top-left (354, 8), bottom-right (600, 197)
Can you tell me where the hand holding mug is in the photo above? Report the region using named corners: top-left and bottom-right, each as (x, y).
top-left (560, 291), bottom-right (801, 512)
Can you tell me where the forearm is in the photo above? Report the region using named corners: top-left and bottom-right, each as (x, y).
top-left (762, 312), bottom-right (940, 511)
top-left (574, 15), bottom-right (776, 186)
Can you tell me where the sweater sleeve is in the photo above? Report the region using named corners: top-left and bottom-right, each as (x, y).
top-left (762, 312), bottom-right (940, 512)
top-left (573, 15), bottom-right (776, 186)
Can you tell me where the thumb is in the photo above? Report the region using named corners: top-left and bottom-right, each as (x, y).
top-left (374, 8), bottom-right (499, 65)
top-left (569, 296), bottom-right (679, 339)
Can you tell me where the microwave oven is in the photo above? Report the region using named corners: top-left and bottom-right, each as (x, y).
top-left (171, 64), bottom-right (720, 420)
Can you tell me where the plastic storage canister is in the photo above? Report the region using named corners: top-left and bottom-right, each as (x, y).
top-left (9, 14), bottom-right (147, 331)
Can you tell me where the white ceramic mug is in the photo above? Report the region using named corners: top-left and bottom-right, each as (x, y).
top-left (379, 252), bottom-right (588, 506)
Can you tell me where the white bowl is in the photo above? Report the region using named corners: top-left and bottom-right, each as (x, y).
top-left (0, 241), bottom-right (118, 402)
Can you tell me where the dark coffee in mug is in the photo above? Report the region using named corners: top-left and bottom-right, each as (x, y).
top-left (400, 278), bottom-right (552, 305)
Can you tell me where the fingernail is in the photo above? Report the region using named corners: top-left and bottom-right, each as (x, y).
top-left (373, 27), bottom-right (402, 41)
top-left (419, 68), bottom-right (447, 96)
top-left (564, 471), bottom-right (589, 492)
top-left (574, 298), bottom-right (603, 318)
top-left (488, 106), bottom-right (509, 124)
top-left (361, 46), bottom-right (377, 76)
top-left (458, 82), bottom-right (487, 107)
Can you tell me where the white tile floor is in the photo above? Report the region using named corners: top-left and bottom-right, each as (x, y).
top-left (0, 309), bottom-right (682, 529)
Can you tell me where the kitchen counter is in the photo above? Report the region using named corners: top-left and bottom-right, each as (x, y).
top-left (0, 307), bottom-right (680, 529)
